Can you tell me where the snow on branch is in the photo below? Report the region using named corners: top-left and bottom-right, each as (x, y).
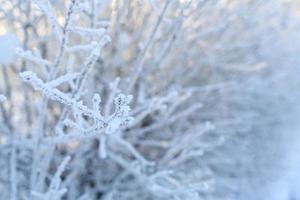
top-left (19, 71), bottom-right (133, 134)
top-left (16, 48), bottom-right (51, 68)
top-left (32, 0), bottom-right (63, 40)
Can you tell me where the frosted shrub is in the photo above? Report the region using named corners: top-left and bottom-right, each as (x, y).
top-left (0, 0), bottom-right (297, 200)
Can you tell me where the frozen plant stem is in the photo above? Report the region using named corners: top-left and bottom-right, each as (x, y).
top-left (126, 0), bottom-right (172, 94)
top-left (30, 0), bottom-right (77, 191)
